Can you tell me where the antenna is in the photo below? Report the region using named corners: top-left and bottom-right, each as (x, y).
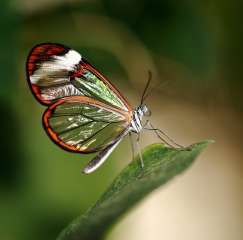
top-left (140, 70), bottom-right (152, 105)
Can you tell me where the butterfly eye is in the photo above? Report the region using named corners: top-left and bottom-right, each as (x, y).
top-left (144, 108), bottom-right (152, 117)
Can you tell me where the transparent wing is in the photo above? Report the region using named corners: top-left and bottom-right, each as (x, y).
top-left (26, 43), bottom-right (131, 111)
top-left (43, 96), bottom-right (131, 153)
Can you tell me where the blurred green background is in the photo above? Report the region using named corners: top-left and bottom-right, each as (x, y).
top-left (1, 0), bottom-right (243, 240)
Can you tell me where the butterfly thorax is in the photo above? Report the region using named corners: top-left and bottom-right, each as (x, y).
top-left (130, 105), bottom-right (149, 133)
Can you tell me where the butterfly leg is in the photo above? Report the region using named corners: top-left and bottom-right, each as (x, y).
top-left (129, 132), bottom-right (135, 160)
top-left (136, 133), bottom-right (144, 168)
top-left (144, 121), bottom-right (185, 149)
top-left (129, 132), bottom-right (144, 168)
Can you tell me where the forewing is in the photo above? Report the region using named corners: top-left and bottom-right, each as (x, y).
top-left (43, 96), bottom-right (131, 153)
top-left (26, 43), bottom-right (131, 111)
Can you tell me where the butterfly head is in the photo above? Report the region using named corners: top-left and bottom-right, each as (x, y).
top-left (137, 104), bottom-right (151, 117)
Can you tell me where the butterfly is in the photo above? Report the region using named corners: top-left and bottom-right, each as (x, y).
top-left (26, 43), bottom-right (181, 174)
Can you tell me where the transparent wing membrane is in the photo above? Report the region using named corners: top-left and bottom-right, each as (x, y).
top-left (44, 97), bottom-right (130, 153)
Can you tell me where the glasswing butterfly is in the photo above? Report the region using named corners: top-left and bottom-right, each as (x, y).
top-left (26, 43), bottom-right (182, 174)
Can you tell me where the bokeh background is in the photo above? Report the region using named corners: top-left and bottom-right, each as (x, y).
top-left (1, 0), bottom-right (243, 239)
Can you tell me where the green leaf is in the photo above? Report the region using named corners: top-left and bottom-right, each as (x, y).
top-left (57, 140), bottom-right (212, 240)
